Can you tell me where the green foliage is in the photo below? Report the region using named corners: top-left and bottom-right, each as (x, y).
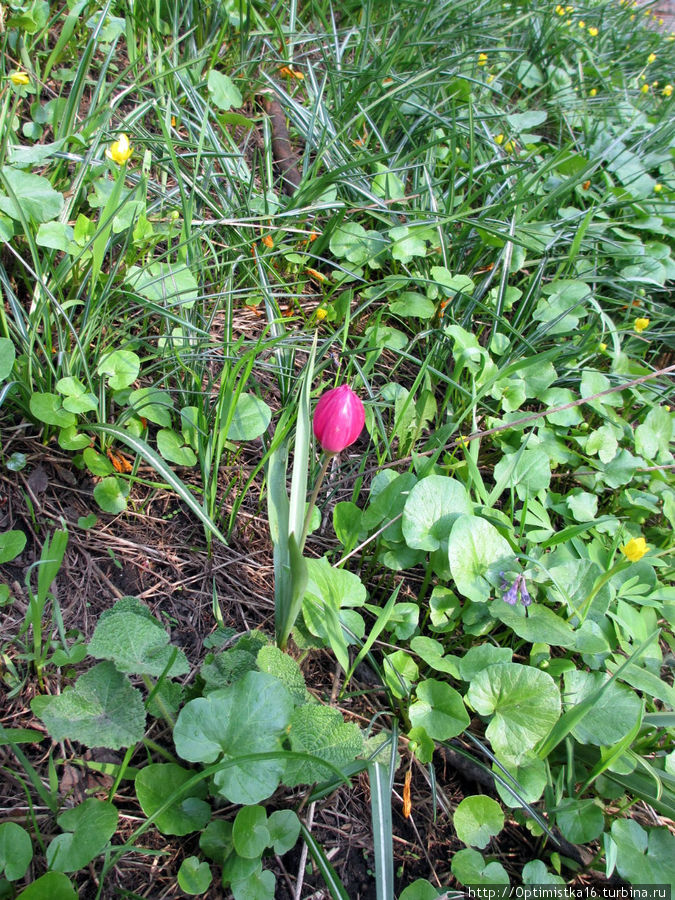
top-left (46, 799), bottom-right (118, 872)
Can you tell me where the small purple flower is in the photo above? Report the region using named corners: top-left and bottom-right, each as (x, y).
top-left (518, 576), bottom-right (532, 607)
top-left (501, 573), bottom-right (533, 607)
top-left (503, 579), bottom-right (520, 606)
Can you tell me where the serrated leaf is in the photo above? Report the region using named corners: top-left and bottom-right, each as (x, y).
top-left (256, 645), bottom-right (308, 704)
top-left (31, 661), bottom-right (146, 749)
top-left (285, 704), bottom-right (363, 785)
top-left (88, 604), bottom-right (189, 677)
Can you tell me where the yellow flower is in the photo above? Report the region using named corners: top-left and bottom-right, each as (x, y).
top-left (315, 307), bottom-right (328, 320)
top-left (555, 4), bottom-right (565, 14)
top-left (504, 140), bottom-right (516, 153)
top-left (641, 83), bottom-right (649, 94)
top-left (620, 536), bottom-right (649, 562)
top-left (634, 317), bottom-right (650, 332)
top-left (647, 52), bottom-right (656, 63)
top-left (487, 73), bottom-right (496, 83)
top-left (654, 184), bottom-right (662, 192)
top-left (579, 20), bottom-right (586, 28)
top-left (494, 133), bottom-right (505, 144)
top-left (588, 26), bottom-right (598, 36)
top-left (662, 84), bottom-right (673, 97)
top-left (478, 53), bottom-right (488, 66)
top-left (598, 341), bottom-right (607, 351)
top-left (589, 87), bottom-right (597, 97)
top-left (105, 133), bottom-right (133, 164)
top-left (9, 71), bottom-right (30, 85)
top-left (566, 4), bottom-right (574, 10)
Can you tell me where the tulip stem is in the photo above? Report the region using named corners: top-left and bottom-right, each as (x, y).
top-left (300, 453), bottom-right (334, 549)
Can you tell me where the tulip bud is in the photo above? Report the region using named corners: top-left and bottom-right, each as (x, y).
top-left (313, 384), bottom-right (365, 453)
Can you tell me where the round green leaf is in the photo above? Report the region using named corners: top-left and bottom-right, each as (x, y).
top-left (448, 515), bottom-right (513, 603)
top-left (453, 795), bottom-right (505, 849)
top-left (409, 678), bottom-right (470, 741)
top-left (227, 394), bottom-right (272, 441)
top-left (0, 337), bottom-right (15, 380)
top-left (135, 764), bottom-right (210, 835)
top-left (399, 879), bottom-right (443, 900)
top-left (232, 868), bottom-right (276, 900)
top-left (0, 166), bottom-right (64, 222)
top-left (46, 799), bottom-right (118, 872)
top-left (555, 799), bottom-right (605, 844)
top-left (389, 291), bottom-right (436, 319)
top-left (403, 476), bottom-right (472, 551)
top-left (83, 448), bottom-right (113, 476)
top-left (156, 428), bottom-right (197, 466)
top-left (451, 848), bottom-right (509, 887)
top-left (16, 872), bottom-right (77, 900)
top-left (0, 822), bottom-right (33, 880)
top-left (200, 820), bottom-right (234, 864)
top-left (0, 529), bottom-right (26, 565)
top-left (93, 476), bottom-right (129, 514)
top-left (208, 70), bottom-right (243, 110)
top-left (563, 669), bottom-right (643, 746)
top-left (29, 393), bottom-right (76, 428)
top-left (96, 349), bottom-right (140, 391)
top-left (267, 810), bottom-right (301, 855)
top-left (522, 860), bottom-right (566, 885)
top-left (174, 671), bottom-right (294, 805)
top-left (611, 820), bottom-right (675, 885)
top-left (177, 856), bottom-right (213, 895)
top-left (493, 757), bottom-right (547, 808)
top-left (233, 806), bottom-right (270, 859)
top-left (466, 663), bottom-right (560, 764)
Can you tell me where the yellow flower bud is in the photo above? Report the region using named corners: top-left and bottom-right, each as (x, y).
top-left (641, 83), bottom-right (649, 94)
top-left (589, 88), bottom-right (597, 97)
top-left (105, 133), bottom-right (133, 164)
top-left (647, 52), bottom-right (656, 63)
top-left (9, 71), bottom-right (30, 86)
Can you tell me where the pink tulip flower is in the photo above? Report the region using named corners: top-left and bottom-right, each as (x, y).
top-left (313, 384), bottom-right (365, 453)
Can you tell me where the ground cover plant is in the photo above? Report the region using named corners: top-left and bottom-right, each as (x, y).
top-left (0, 0), bottom-right (674, 896)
